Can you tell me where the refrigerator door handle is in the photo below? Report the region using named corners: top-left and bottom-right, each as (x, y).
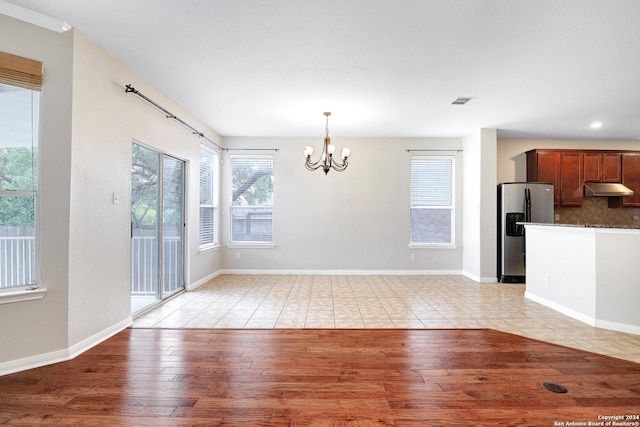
top-left (524, 188), bottom-right (532, 222)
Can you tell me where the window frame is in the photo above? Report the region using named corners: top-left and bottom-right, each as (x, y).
top-left (0, 51), bottom-right (45, 302)
top-left (228, 153), bottom-right (275, 248)
top-left (409, 155), bottom-right (456, 248)
top-left (198, 144), bottom-right (219, 252)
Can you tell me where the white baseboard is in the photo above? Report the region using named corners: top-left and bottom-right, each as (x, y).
top-left (67, 317), bottom-right (132, 359)
top-left (462, 271), bottom-right (498, 283)
top-left (187, 270), bottom-right (221, 291)
top-left (595, 318), bottom-right (640, 335)
top-left (526, 291), bottom-right (640, 335)
top-left (525, 291), bottom-right (597, 326)
top-left (217, 269), bottom-right (464, 276)
top-left (0, 317), bottom-right (132, 376)
top-left (0, 347), bottom-right (70, 377)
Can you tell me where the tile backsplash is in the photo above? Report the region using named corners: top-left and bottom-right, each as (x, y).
top-left (555, 197), bottom-right (640, 226)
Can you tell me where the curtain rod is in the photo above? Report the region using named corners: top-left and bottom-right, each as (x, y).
top-left (406, 149), bottom-right (463, 152)
top-left (125, 84), bottom-right (224, 151)
top-left (227, 148), bottom-right (279, 152)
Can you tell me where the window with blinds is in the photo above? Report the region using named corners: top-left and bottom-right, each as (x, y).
top-left (0, 52), bottom-right (43, 290)
top-left (230, 155), bottom-right (274, 243)
top-left (410, 156), bottom-right (455, 245)
top-left (199, 145), bottom-right (219, 248)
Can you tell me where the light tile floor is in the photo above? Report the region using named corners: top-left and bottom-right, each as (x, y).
top-left (133, 274), bottom-right (640, 363)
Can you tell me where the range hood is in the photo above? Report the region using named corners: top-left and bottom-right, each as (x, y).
top-left (584, 182), bottom-right (634, 197)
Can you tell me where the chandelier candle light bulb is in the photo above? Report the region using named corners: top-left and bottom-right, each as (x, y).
top-left (304, 146), bottom-right (314, 157)
top-left (304, 112), bottom-right (350, 175)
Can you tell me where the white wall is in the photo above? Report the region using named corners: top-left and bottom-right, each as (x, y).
top-left (462, 129), bottom-right (497, 282)
top-left (479, 129), bottom-right (498, 280)
top-left (220, 137), bottom-right (464, 273)
top-left (0, 16), bottom-right (222, 369)
top-left (524, 225), bottom-right (597, 321)
top-left (595, 231), bottom-right (640, 328)
top-left (65, 31), bottom-right (222, 346)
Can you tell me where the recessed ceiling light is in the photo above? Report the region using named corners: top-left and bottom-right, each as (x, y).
top-left (590, 121), bottom-right (603, 129)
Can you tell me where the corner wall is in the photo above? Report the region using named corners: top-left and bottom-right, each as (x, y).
top-left (0, 15), bottom-right (223, 372)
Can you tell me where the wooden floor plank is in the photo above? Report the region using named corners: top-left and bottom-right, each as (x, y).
top-left (1, 328), bottom-right (639, 425)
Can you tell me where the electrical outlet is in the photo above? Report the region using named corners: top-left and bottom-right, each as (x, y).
top-left (634, 215), bottom-right (639, 221)
top-left (235, 252), bottom-right (240, 260)
top-left (554, 214), bottom-right (560, 222)
top-left (544, 274), bottom-right (550, 286)
top-left (410, 253), bottom-right (416, 261)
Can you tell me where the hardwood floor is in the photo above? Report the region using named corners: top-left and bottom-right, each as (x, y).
top-left (1, 328), bottom-right (639, 426)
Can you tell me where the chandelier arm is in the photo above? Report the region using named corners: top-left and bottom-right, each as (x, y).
top-left (307, 153), bottom-right (347, 172)
top-left (305, 158), bottom-right (327, 171)
top-left (330, 158), bottom-right (348, 172)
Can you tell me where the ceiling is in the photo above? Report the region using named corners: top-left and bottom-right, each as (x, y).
top-left (4, 0), bottom-right (640, 140)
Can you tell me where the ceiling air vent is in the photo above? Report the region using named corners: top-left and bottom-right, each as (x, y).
top-left (451, 97), bottom-right (474, 105)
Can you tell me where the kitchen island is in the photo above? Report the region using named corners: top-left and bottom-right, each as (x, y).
top-left (523, 223), bottom-right (640, 335)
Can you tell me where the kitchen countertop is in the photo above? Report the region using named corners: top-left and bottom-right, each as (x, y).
top-left (520, 222), bottom-right (640, 229)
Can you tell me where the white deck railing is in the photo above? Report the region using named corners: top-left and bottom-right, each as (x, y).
top-left (130, 235), bottom-right (182, 295)
top-left (0, 236), bottom-right (36, 288)
top-left (1, 236), bottom-right (181, 294)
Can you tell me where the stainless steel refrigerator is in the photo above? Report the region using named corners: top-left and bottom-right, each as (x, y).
top-left (497, 182), bottom-right (554, 283)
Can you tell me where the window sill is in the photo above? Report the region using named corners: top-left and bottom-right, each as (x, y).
top-left (0, 287), bottom-right (47, 305)
top-left (227, 242), bottom-right (276, 249)
top-left (199, 244), bottom-right (221, 254)
top-left (409, 243), bottom-right (458, 249)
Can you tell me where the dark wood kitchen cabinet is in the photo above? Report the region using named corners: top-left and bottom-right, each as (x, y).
top-left (559, 152), bottom-right (583, 206)
top-left (620, 153), bottom-right (640, 207)
top-left (526, 150), bottom-right (560, 205)
top-left (583, 152), bottom-right (621, 183)
top-left (526, 149), bottom-right (583, 206)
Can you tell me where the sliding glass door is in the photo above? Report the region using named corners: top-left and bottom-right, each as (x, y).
top-left (130, 142), bottom-right (185, 314)
top-left (161, 155), bottom-right (184, 296)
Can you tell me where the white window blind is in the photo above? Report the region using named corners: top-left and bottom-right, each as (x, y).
top-left (0, 51), bottom-right (43, 91)
top-left (410, 156), bottom-right (454, 245)
top-left (230, 155), bottom-right (274, 243)
top-left (199, 146), bottom-right (218, 247)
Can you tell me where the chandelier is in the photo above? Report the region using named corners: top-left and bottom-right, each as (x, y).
top-left (304, 112), bottom-right (350, 175)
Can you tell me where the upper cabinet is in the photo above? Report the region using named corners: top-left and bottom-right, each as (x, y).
top-left (584, 152), bottom-right (621, 183)
top-left (527, 149), bottom-right (639, 208)
top-left (620, 153), bottom-right (640, 207)
top-left (526, 150), bottom-right (560, 205)
top-left (559, 152), bottom-right (583, 207)
top-left (526, 149), bottom-right (583, 206)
